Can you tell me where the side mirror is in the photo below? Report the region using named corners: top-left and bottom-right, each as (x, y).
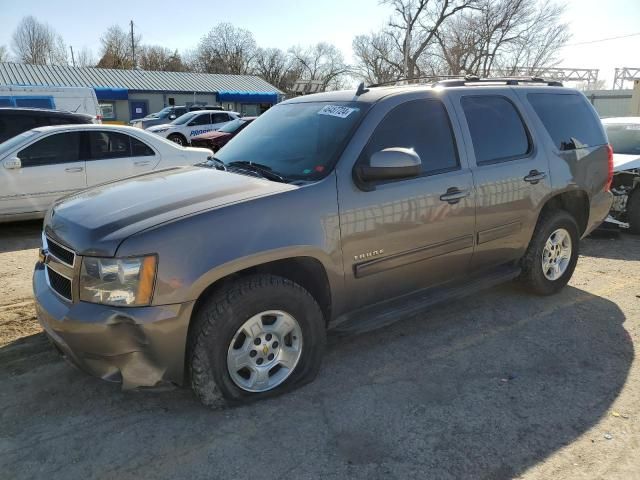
top-left (3, 157), bottom-right (21, 169)
top-left (169, 114), bottom-right (177, 120)
top-left (354, 148), bottom-right (421, 189)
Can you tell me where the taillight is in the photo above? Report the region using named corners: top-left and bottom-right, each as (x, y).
top-left (605, 144), bottom-right (614, 192)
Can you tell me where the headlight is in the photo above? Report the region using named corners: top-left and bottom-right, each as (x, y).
top-left (80, 255), bottom-right (157, 306)
top-left (153, 128), bottom-right (168, 133)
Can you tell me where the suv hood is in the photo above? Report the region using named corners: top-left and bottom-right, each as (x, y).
top-left (45, 167), bottom-right (297, 256)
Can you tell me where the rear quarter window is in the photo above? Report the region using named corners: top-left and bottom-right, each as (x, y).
top-left (527, 93), bottom-right (606, 150)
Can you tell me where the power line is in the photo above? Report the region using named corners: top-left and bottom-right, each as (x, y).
top-left (564, 32), bottom-right (640, 47)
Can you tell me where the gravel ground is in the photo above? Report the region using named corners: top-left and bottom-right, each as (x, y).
top-left (0, 221), bottom-right (638, 480)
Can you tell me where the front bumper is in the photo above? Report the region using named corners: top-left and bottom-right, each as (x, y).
top-left (33, 262), bottom-right (195, 389)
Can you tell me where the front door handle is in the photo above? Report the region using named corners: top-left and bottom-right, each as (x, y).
top-left (524, 170), bottom-right (547, 184)
top-left (439, 187), bottom-right (470, 204)
top-left (65, 167), bottom-right (84, 173)
top-left (134, 160), bottom-right (151, 166)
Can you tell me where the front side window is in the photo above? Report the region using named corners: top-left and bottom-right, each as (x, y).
top-left (528, 93), bottom-right (607, 150)
top-left (215, 101), bottom-right (366, 181)
top-left (461, 95), bottom-right (530, 164)
top-left (190, 113), bottom-right (211, 126)
top-left (18, 132), bottom-right (81, 167)
top-left (88, 131), bottom-right (131, 159)
top-left (360, 99), bottom-right (459, 176)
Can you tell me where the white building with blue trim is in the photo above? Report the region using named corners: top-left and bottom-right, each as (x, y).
top-left (0, 62), bottom-right (282, 123)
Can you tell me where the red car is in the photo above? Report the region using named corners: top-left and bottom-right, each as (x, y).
top-left (190, 116), bottom-right (256, 151)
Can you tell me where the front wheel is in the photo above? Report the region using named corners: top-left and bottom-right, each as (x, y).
top-left (168, 133), bottom-right (186, 146)
top-left (188, 274), bottom-right (326, 407)
top-left (520, 210), bottom-right (580, 295)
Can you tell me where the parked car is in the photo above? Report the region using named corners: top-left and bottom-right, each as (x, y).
top-left (601, 117), bottom-right (640, 233)
top-left (0, 85), bottom-right (101, 120)
top-left (130, 105), bottom-right (225, 129)
top-left (190, 116), bottom-right (256, 151)
top-left (146, 110), bottom-right (240, 146)
top-left (0, 124), bottom-right (212, 222)
top-left (0, 108), bottom-right (95, 144)
top-left (34, 78), bottom-right (612, 407)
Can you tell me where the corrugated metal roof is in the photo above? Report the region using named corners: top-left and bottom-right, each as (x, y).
top-left (0, 62), bottom-right (282, 94)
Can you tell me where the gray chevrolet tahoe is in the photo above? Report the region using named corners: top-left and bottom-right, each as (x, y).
top-left (34, 78), bottom-right (613, 406)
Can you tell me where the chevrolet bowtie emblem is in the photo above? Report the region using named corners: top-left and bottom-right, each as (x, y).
top-left (262, 345), bottom-right (269, 355)
top-left (38, 248), bottom-right (47, 264)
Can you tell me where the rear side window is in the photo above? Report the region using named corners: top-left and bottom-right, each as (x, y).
top-left (0, 114), bottom-right (42, 143)
top-left (48, 116), bottom-right (85, 126)
top-left (362, 99), bottom-right (459, 176)
top-left (18, 132), bottom-right (81, 167)
top-left (131, 137), bottom-right (155, 157)
top-left (528, 93), bottom-right (606, 150)
top-left (461, 96), bottom-right (530, 164)
top-left (88, 131), bottom-right (131, 159)
top-left (213, 113), bottom-right (230, 123)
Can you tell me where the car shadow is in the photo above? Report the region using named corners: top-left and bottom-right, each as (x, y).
top-left (581, 232), bottom-right (640, 261)
top-left (0, 220), bottom-right (42, 253)
top-left (0, 284), bottom-right (632, 480)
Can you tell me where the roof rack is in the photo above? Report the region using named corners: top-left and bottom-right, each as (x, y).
top-left (432, 76), bottom-right (563, 87)
top-left (368, 74), bottom-right (465, 88)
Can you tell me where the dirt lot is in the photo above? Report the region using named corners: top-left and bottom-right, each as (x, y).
top-left (0, 221), bottom-right (639, 480)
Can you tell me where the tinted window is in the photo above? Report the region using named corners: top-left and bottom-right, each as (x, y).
top-left (462, 96), bottom-right (530, 164)
top-left (604, 123), bottom-right (640, 155)
top-left (528, 93), bottom-right (606, 150)
top-left (131, 137), bottom-right (155, 157)
top-left (15, 97), bottom-right (54, 109)
top-left (48, 116), bottom-right (86, 125)
top-left (213, 113), bottom-right (230, 123)
top-left (0, 114), bottom-right (41, 143)
top-left (216, 102), bottom-right (365, 181)
top-left (190, 113), bottom-right (211, 126)
top-left (18, 132), bottom-right (81, 167)
top-left (362, 99), bottom-right (459, 176)
top-left (88, 131), bottom-right (131, 159)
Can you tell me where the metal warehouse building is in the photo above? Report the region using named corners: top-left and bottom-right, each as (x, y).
top-left (0, 62), bottom-right (282, 123)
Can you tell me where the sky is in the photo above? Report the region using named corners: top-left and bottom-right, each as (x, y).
top-left (1, 0), bottom-right (639, 88)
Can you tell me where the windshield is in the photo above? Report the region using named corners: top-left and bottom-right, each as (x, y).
top-left (215, 102), bottom-right (365, 181)
top-left (0, 130), bottom-right (38, 155)
top-left (218, 118), bottom-right (248, 134)
top-left (171, 112), bottom-right (197, 125)
top-left (605, 123), bottom-right (640, 155)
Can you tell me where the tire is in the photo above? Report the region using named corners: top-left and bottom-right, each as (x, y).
top-left (520, 209), bottom-right (580, 296)
top-left (168, 133), bottom-right (186, 146)
top-left (627, 188), bottom-right (640, 235)
top-left (188, 274), bottom-right (326, 407)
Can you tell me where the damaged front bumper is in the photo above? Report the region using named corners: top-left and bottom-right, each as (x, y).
top-left (33, 262), bottom-right (195, 389)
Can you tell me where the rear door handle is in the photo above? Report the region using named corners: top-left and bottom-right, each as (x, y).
top-left (134, 160), bottom-right (151, 166)
top-left (65, 167), bottom-right (84, 173)
top-left (524, 170), bottom-right (547, 184)
top-left (439, 188), bottom-right (470, 204)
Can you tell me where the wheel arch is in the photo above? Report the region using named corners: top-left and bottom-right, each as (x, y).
top-left (538, 189), bottom-right (590, 237)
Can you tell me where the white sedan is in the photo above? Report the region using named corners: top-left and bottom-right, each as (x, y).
top-left (0, 124), bottom-right (213, 222)
top-left (146, 110), bottom-right (240, 146)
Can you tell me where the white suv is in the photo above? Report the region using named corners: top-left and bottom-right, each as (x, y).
top-left (147, 110), bottom-right (240, 146)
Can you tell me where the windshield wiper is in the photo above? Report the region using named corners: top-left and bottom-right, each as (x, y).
top-left (227, 161), bottom-right (288, 183)
top-left (198, 156), bottom-right (227, 171)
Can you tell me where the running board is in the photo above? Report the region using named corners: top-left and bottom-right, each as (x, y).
top-left (331, 264), bottom-right (521, 336)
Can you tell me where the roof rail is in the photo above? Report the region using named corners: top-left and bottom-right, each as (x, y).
top-left (367, 74), bottom-right (466, 88)
top-left (432, 76), bottom-right (563, 88)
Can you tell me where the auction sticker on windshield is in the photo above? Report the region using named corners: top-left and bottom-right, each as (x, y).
top-left (318, 105), bottom-right (358, 119)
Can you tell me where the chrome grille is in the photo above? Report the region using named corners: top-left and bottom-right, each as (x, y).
top-left (46, 267), bottom-right (72, 301)
top-left (45, 235), bottom-right (75, 267)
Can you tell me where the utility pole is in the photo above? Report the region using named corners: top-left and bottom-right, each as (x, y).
top-left (69, 46), bottom-right (76, 67)
top-left (130, 20), bottom-right (136, 69)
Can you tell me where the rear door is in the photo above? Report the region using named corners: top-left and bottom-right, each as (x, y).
top-left (0, 131), bottom-right (86, 215)
top-left (84, 130), bottom-right (159, 185)
top-left (449, 90), bottom-right (551, 271)
top-left (211, 112), bottom-right (233, 131)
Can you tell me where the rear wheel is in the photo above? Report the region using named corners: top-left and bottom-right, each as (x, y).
top-left (520, 210), bottom-right (579, 295)
top-left (168, 133), bottom-right (186, 146)
top-left (627, 187), bottom-right (640, 234)
top-left (188, 274), bottom-right (326, 407)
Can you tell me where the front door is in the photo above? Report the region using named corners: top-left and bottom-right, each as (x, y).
top-left (337, 97), bottom-right (476, 310)
top-left (84, 131), bottom-right (158, 185)
top-left (186, 112), bottom-right (215, 142)
top-left (448, 91), bottom-right (552, 271)
top-left (130, 100), bottom-right (148, 120)
top-left (0, 131), bottom-right (86, 215)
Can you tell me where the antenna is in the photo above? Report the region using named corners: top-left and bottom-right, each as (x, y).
top-left (355, 82), bottom-right (369, 96)
top-left (69, 46), bottom-right (76, 67)
top-left (130, 20), bottom-right (136, 69)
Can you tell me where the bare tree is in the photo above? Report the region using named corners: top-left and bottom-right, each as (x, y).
top-left (139, 45), bottom-right (186, 71)
top-left (435, 0), bottom-right (570, 77)
top-left (192, 23), bottom-right (257, 74)
top-left (11, 16), bottom-right (67, 65)
top-left (97, 25), bottom-right (140, 69)
top-left (75, 47), bottom-right (95, 67)
top-left (0, 45), bottom-right (9, 63)
top-left (352, 32), bottom-right (404, 84)
top-left (253, 47), bottom-right (301, 92)
top-left (383, 0), bottom-right (477, 80)
top-left (289, 42), bottom-right (350, 90)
